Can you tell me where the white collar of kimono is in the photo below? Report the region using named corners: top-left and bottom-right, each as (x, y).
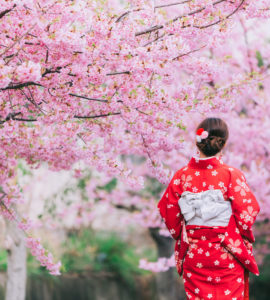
top-left (192, 155), bottom-right (220, 160)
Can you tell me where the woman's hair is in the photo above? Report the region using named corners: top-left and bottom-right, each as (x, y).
top-left (196, 117), bottom-right (229, 156)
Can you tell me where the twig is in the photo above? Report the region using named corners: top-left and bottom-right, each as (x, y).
top-left (70, 93), bottom-right (108, 103)
top-left (143, 33), bottom-right (166, 47)
top-left (69, 93), bottom-right (123, 103)
top-left (106, 71), bottom-right (131, 76)
top-left (74, 112), bottom-right (121, 119)
top-left (77, 133), bottom-right (87, 144)
top-left (239, 16), bottom-right (253, 73)
top-left (45, 50), bottom-right (49, 64)
top-left (173, 45), bottom-right (206, 60)
top-left (43, 67), bottom-right (130, 78)
top-left (141, 134), bottom-right (156, 166)
top-left (0, 23), bottom-right (36, 57)
top-left (116, 11), bottom-right (131, 23)
top-left (20, 88), bottom-right (46, 114)
top-left (193, 0), bottom-right (245, 29)
top-left (115, 8), bottom-right (143, 23)
top-left (155, 0), bottom-right (191, 9)
top-left (135, 0), bottom-right (226, 36)
top-left (0, 192), bottom-right (29, 235)
top-left (135, 108), bottom-right (151, 116)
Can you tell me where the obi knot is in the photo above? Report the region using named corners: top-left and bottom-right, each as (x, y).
top-left (178, 189), bottom-right (232, 227)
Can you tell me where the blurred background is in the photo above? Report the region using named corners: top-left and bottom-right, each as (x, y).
top-left (1, 0), bottom-right (270, 299)
top-left (0, 157), bottom-right (269, 300)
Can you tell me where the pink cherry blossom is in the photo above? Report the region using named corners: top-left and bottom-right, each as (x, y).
top-left (16, 61), bottom-right (42, 83)
top-left (0, 0), bottom-right (269, 276)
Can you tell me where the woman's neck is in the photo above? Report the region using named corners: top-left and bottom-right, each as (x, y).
top-left (198, 152), bottom-right (221, 159)
top-left (199, 152), bottom-right (208, 158)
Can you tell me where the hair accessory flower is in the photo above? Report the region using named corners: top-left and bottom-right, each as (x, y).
top-left (196, 128), bottom-right (208, 142)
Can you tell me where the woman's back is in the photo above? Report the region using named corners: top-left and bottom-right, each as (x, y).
top-left (157, 118), bottom-right (260, 300)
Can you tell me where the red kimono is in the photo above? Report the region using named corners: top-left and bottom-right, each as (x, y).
top-left (157, 156), bottom-right (260, 300)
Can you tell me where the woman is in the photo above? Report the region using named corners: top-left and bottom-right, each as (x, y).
top-left (157, 117), bottom-right (260, 300)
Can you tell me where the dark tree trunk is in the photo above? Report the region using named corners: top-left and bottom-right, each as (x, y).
top-left (149, 227), bottom-right (186, 300)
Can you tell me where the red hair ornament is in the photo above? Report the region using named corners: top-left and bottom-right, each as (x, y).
top-left (196, 128), bottom-right (208, 142)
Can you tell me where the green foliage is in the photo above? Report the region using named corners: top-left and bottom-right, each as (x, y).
top-left (176, 121), bottom-right (187, 130)
top-left (250, 254), bottom-right (270, 300)
top-left (76, 171), bottom-right (92, 201)
top-left (0, 227), bottom-right (151, 284)
top-left (142, 176), bottom-right (164, 198)
top-left (17, 161), bottom-right (33, 176)
top-left (77, 178), bottom-right (87, 190)
top-left (0, 249), bottom-right (7, 271)
top-left (0, 248), bottom-right (54, 277)
top-left (61, 229), bottom-right (95, 273)
top-left (61, 228), bottom-right (150, 287)
top-left (96, 178), bottom-right (117, 193)
top-left (27, 250), bottom-right (54, 277)
top-left (93, 233), bottom-right (145, 285)
top-left (249, 221), bottom-right (270, 299)
top-left (256, 50), bottom-right (264, 68)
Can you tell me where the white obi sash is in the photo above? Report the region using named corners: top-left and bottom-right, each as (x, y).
top-left (178, 189), bottom-right (232, 227)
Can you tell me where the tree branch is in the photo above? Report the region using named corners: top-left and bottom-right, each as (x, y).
top-left (20, 88), bottom-right (46, 114)
top-left (135, 108), bottom-right (151, 116)
top-left (69, 93), bottom-right (108, 103)
top-left (239, 16), bottom-right (253, 73)
top-left (115, 8), bottom-right (142, 23)
top-left (155, 0), bottom-right (191, 9)
top-left (135, 0), bottom-right (226, 36)
top-left (0, 112), bottom-right (21, 124)
top-left (69, 93), bottom-right (123, 103)
top-left (115, 2), bottom-right (191, 24)
top-left (0, 112), bottom-right (37, 124)
top-left (106, 71), bottom-right (131, 76)
top-left (0, 81), bottom-right (43, 91)
top-left (116, 11), bottom-right (131, 23)
top-left (193, 0), bottom-right (245, 29)
top-left (42, 67), bottom-right (130, 78)
top-left (141, 134), bottom-right (156, 166)
top-left (0, 4), bottom-right (16, 19)
top-left (0, 23), bottom-right (36, 57)
top-left (70, 94), bottom-right (107, 102)
top-left (13, 117), bottom-right (37, 122)
top-left (173, 45), bottom-right (206, 60)
top-left (45, 49), bottom-right (49, 64)
top-left (74, 112), bottom-right (121, 119)
top-left (42, 67), bottom-right (61, 77)
top-left (143, 33), bottom-right (166, 47)
top-left (114, 204), bottom-right (140, 213)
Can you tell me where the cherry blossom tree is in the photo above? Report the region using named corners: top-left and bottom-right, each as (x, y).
top-left (0, 0), bottom-right (270, 299)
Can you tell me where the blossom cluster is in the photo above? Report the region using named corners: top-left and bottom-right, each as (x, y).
top-left (26, 236), bottom-right (61, 275)
top-left (0, 0), bottom-right (269, 275)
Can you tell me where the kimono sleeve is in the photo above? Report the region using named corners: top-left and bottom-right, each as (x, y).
top-left (157, 170), bottom-right (183, 240)
top-left (227, 168), bottom-right (260, 243)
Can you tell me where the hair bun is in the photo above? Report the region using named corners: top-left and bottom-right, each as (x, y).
top-left (209, 136), bottom-right (225, 152)
top-left (195, 117), bottom-right (228, 156)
